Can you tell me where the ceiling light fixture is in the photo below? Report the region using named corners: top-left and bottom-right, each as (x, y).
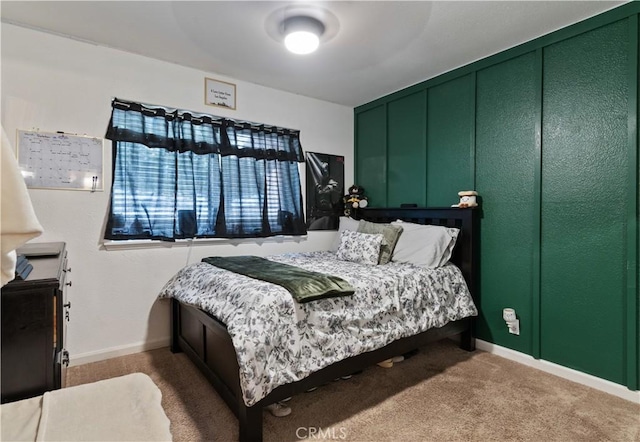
top-left (283, 16), bottom-right (325, 55)
top-left (265, 5), bottom-right (339, 56)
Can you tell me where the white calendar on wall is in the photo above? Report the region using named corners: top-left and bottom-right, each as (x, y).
top-left (16, 130), bottom-right (104, 191)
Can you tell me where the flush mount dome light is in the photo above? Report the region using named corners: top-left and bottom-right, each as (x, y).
top-left (265, 5), bottom-right (339, 56)
top-left (283, 16), bottom-right (325, 55)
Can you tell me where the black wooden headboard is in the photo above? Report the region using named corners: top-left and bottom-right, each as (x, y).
top-left (356, 207), bottom-right (479, 302)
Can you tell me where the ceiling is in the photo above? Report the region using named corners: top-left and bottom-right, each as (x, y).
top-left (0, 1), bottom-right (628, 107)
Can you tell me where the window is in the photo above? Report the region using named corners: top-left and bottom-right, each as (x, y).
top-left (104, 99), bottom-right (307, 241)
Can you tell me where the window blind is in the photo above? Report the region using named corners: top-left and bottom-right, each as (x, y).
top-left (104, 98), bottom-right (306, 240)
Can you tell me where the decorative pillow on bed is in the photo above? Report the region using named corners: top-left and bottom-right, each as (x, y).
top-left (390, 220), bottom-right (459, 268)
top-left (336, 230), bottom-right (384, 265)
top-left (357, 220), bottom-right (403, 265)
top-left (331, 216), bottom-right (361, 252)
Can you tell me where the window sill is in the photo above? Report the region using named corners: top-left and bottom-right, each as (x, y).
top-left (101, 235), bottom-right (308, 251)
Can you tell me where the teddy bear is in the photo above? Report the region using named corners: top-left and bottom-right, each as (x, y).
top-left (343, 184), bottom-right (368, 216)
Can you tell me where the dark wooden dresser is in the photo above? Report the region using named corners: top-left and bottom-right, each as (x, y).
top-left (1, 242), bottom-right (70, 403)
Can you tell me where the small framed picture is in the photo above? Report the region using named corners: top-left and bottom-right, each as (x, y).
top-left (205, 77), bottom-right (236, 110)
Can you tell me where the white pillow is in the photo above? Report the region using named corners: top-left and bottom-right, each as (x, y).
top-left (390, 220), bottom-right (459, 268)
top-left (330, 216), bottom-right (361, 252)
top-left (336, 230), bottom-right (384, 265)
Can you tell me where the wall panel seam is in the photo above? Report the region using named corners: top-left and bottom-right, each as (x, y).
top-left (533, 47), bottom-right (543, 360)
top-left (470, 73), bottom-right (477, 190)
top-left (625, 13), bottom-right (639, 391)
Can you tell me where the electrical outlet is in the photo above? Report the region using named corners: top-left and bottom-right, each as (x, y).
top-left (508, 319), bottom-right (520, 335)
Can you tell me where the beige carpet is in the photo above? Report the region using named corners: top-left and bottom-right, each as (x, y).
top-left (67, 340), bottom-right (640, 441)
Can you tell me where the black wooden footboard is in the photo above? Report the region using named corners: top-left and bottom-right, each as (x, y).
top-left (171, 298), bottom-right (264, 440)
top-left (171, 299), bottom-right (474, 441)
top-left (170, 207), bottom-right (479, 442)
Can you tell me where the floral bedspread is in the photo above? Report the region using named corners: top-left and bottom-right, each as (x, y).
top-left (158, 251), bottom-right (477, 406)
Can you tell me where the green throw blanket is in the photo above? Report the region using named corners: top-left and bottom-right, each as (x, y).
top-left (202, 256), bottom-right (355, 303)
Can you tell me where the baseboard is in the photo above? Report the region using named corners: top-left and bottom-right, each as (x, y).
top-left (68, 337), bottom-right (639, 404)
top-left (476, 339), bottom-right (640, 404)
top-left (68, 338), bottom-right (170, 367)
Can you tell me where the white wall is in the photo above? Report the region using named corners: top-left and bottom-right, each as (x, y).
top-left (1, 24), bottom-right (354, 364)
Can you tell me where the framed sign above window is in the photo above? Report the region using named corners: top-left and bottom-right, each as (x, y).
top-left (205, 77), bottom-right (236, 110)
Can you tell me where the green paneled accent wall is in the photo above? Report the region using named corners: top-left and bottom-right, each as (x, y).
top-left (426, 74), bottom-right (475, 207)
top-left (541, 19), bottom-right (629, 384)
top-left (354, 2), bottom-right (640, 390)
top-left (475, 52), bottom-right (537, 354)
top-left (355, 105), bottom-right (387, 207)
top-left (636, 16), bottom-right (640, 387)
top-left (387, 92), bottom-right (427, 206)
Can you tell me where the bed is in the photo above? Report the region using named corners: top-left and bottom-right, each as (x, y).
top-left (162, 207), bottom-right (478, 442)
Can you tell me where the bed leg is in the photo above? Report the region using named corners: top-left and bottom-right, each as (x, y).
top-left (238, 404), bottom-right (263, 442)
top-left (170, 298), bottom-right (182, 354)
top-left (460, 326), bottom-right (476, 352)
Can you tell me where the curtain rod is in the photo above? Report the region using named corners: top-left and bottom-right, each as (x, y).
top-left (111, 97), bottom-right (301, 134)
